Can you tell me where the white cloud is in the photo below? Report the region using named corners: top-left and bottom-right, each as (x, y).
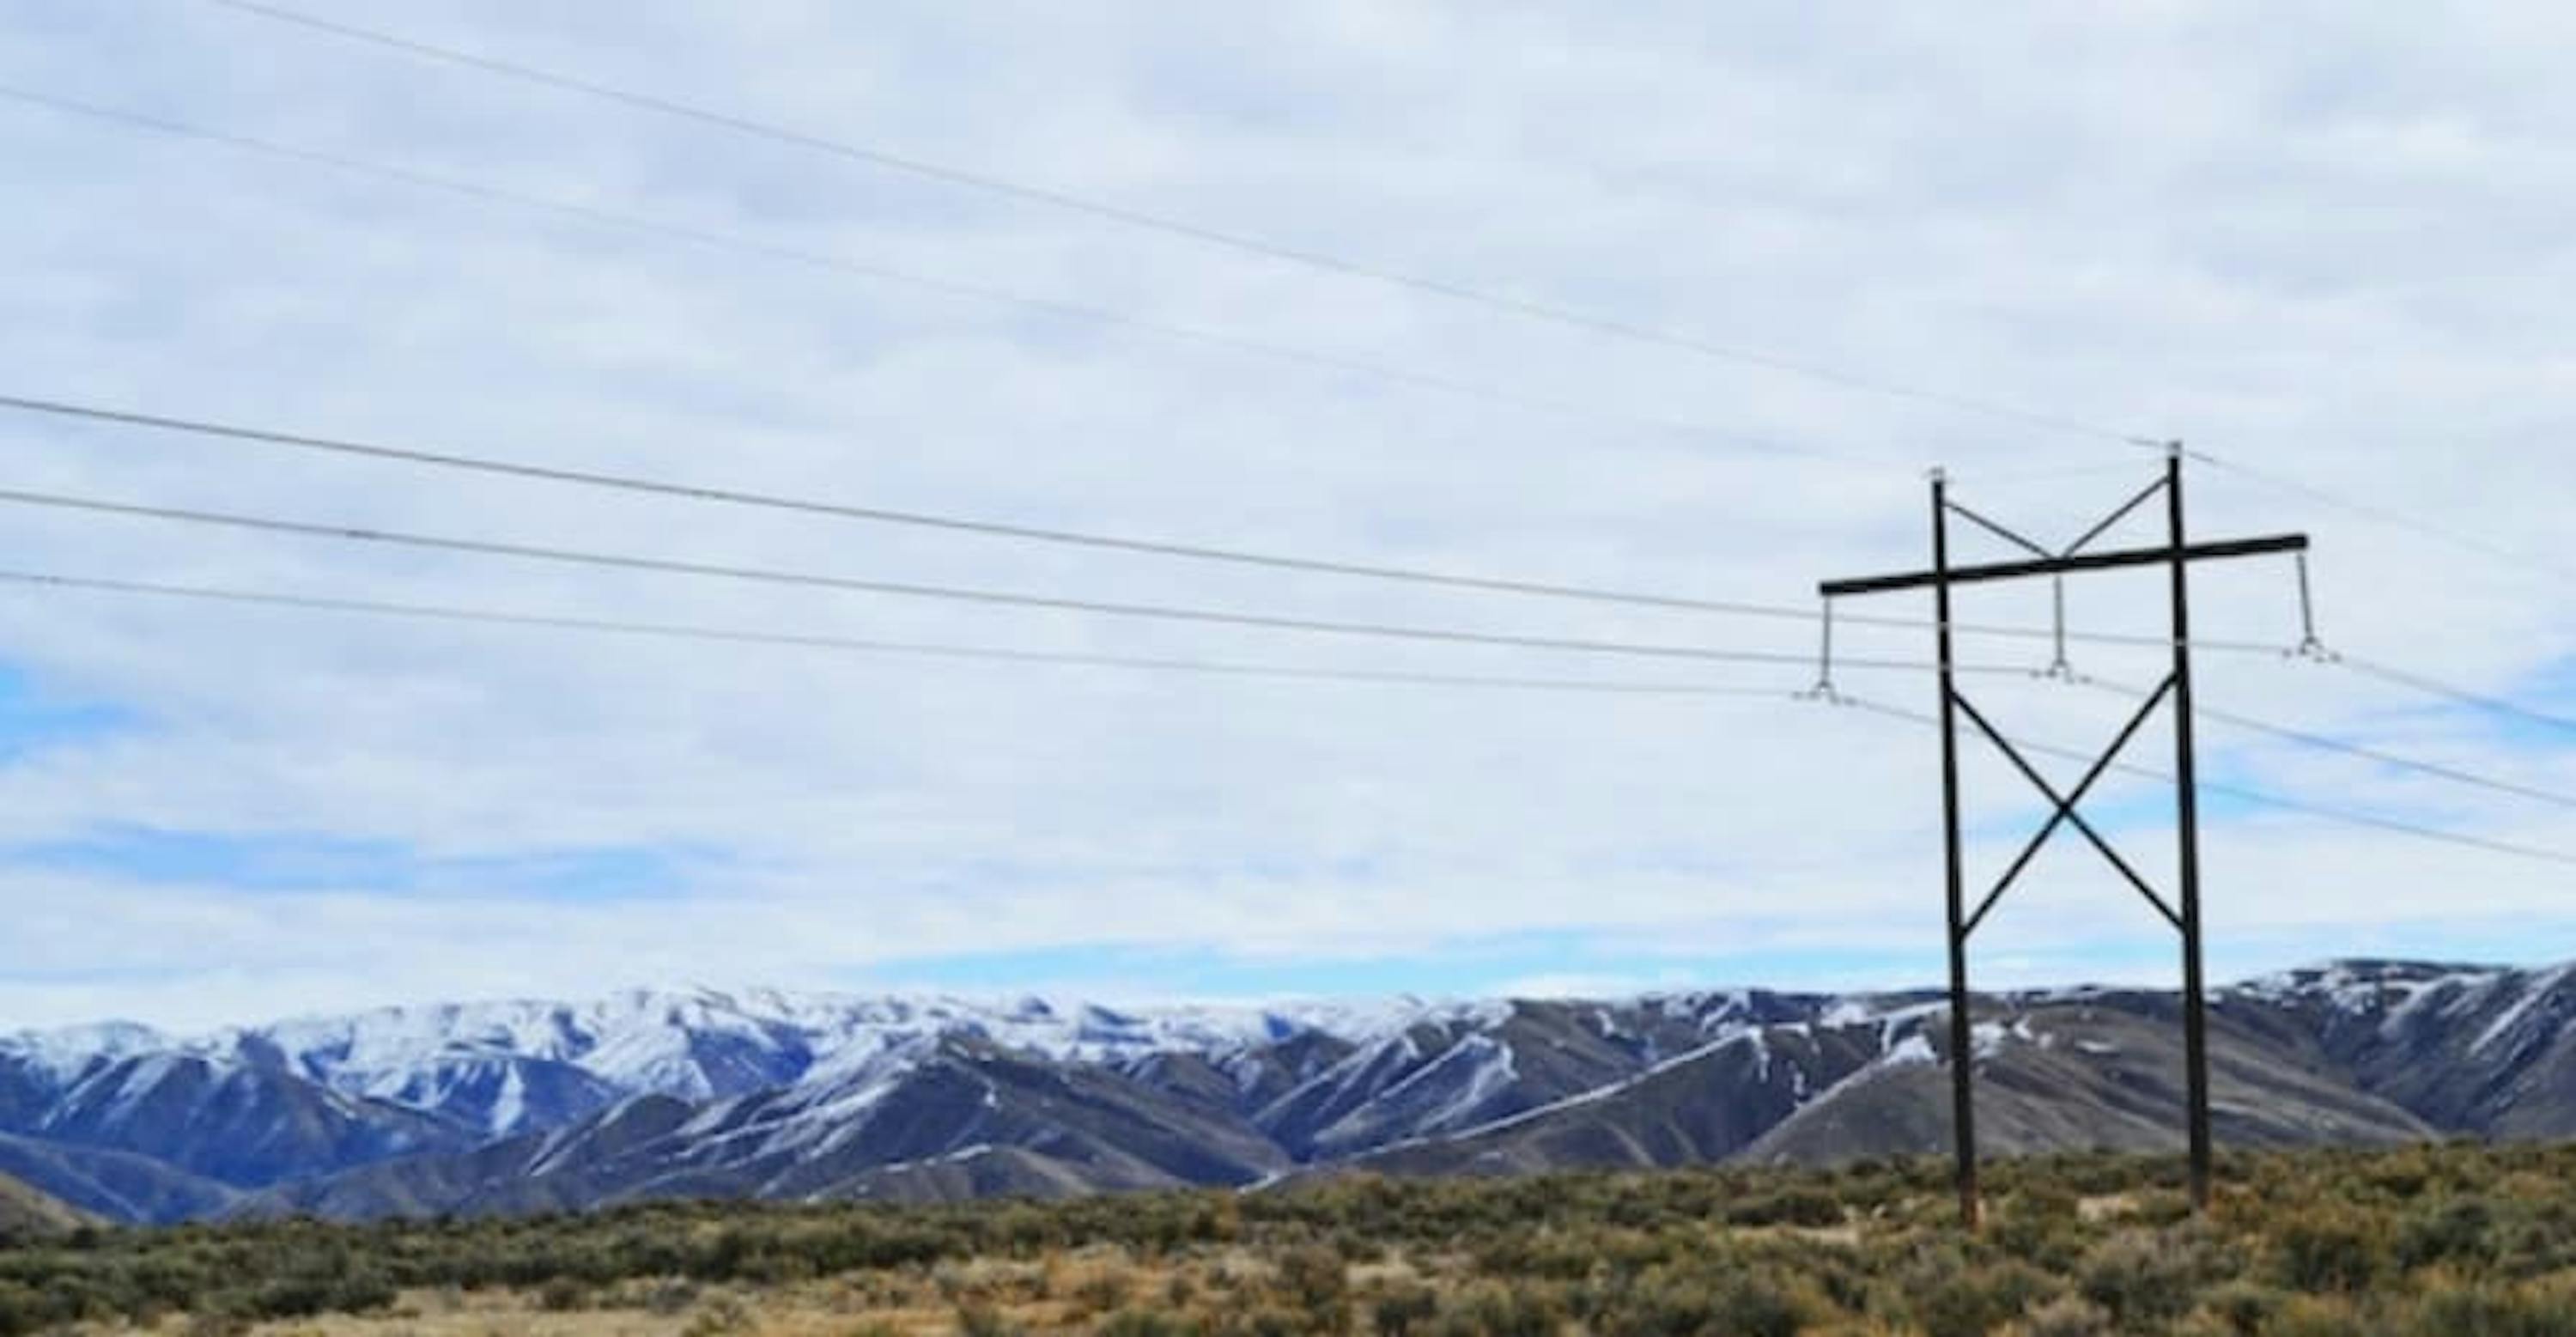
top-left (0, 0), bottom-right (2571, 1028)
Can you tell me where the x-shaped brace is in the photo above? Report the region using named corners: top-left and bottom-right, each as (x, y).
top-left (1953, 675), bottom-right (2182, 940)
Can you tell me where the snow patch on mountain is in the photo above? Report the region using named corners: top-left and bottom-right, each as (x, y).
top-left (1883, 1034), bottom-right (1939, 1067)
top-left (2473, 966), bottom-right (2575, 1055)
top-left (0, 988), bottom-right (1454, 1140)
top-left (0, 1021), bottom-right (170, 1085)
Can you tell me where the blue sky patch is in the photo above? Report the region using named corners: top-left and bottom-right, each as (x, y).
top-left (3, 825), bottom-right (715, 901)
top-left (0, 665), bottom-right (133, 760)
top-left (2478, 653), bottom-right (2576, 754)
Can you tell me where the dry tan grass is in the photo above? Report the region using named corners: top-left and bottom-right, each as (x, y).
top-left (112, 1249), bottom-right (1261, 1337)
top-left (50, 1144), bottom-right (2576, 1337)
top-left (2079, 1192), bottom-right (2140, 1224)
top-left (96, 1284), bottom-right (986, 1335)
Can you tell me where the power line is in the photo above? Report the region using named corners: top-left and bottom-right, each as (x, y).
top-left (0, 568), bottom-right (1807, 699)
top-left (2070, 672), bottom-right (2576, 813)
top-left (0, 392), bottom-right (1894, 611)
top-left (196, 0), bottom-right (2155, 447)
top-left (0, 484), bottom-right (2057, 675)
top-left (64, 568), bottom-right (2537, 804)
top-left (0, 84), bottom-right (1878, 471)
top-left (1941, 448), bottom-right (2576, 751)
top-left (0, 391), bottom-right (2294, 658)
top-left (1837, 694), bottom-right (2576, 871)
top-left (2331, 653), bottom-right (2576, 739)
top-left (2175, 461), bottom-right (2576, 735)
top-left (2189, 449), bottom-right (2576, 585)
top-left (17, 575), bottom-right (2559, 868)
top-left (1941, 459), bottom-right (2172, 489)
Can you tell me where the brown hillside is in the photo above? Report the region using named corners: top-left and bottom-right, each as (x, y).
top-left (0, 1170), bottom-right (89, 1237)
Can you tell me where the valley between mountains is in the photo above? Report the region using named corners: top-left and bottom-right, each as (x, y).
top-left (3, 959), bottom-right (2571, 1225)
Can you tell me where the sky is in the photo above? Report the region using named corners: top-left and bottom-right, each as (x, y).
top-left (3, 1), bottom-right (2574, 1031)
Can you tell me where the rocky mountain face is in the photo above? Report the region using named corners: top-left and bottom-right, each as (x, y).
top-left (2, 961), bottom-right (2570, 1224)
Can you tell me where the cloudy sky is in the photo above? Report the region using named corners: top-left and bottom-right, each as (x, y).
top-left (3, 1), bottom-right (2573, 1030)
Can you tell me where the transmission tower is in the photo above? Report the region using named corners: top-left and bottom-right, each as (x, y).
top-left (1820, 446), bottom-right (2310, 1226)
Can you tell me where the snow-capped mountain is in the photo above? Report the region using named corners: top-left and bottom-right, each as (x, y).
top-left (240, 988), bottom-right (1364, 1100)
top-left (9, 988), bottom-right (1401, 1140)
top-left (3, 961), bottom-right (2573, 1225)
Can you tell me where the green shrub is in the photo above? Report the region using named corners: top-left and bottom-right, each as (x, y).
top-left (538, 1273), bottom-right (592, 1310)
top-left (1724, 1186), bottom-right (1844, 1229)
top-left (2394, 1196), bottom-right (2497, 1272)
top-left (2399, 1278), bottom-right (2576, 1337)
top-left (1276, 1244), bottom-right (1351, 1332)
top-left (1910, 1255), bottom-right (2058, 1337)
top-left (1994, 1182), bottom-right (2086, 1261)
top-left (2186, 1280), bottom-right (2285, 1336)
top-left (1589, 1265), bottom-right (1806, 1337)
top-left (1097, 1306), bottom-right (1204, 1337)
top-left (1074, 1269), bottom-right (1135, 1315)
top-left (682, 1290), bottom-right (756, 1336)
top-left (1371, 1282), bottom-right (1439, 1336)
top-left (1431, 1282), bottom-right (1556, 1337)
top-left (957, 1297), bottom-right (1023, 1337)
top-left (2262, 1294), bottom-right (2363, 1336)
top-left (2274, 1207), bottom-right (2385, 1293)
top-left (31, 1141), bottom-right (2576, 1334)
top-left (2078, 1226), bottom-right (2228, 1327)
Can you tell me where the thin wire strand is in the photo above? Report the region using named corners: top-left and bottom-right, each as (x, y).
top-left (1942, 459), bottom-right (2166, 489)
top-left (0, 568), bottom-right (1811, 699)
top-left (2071, 672), bottom-right (2576, 813)
top-left (1837, 694), bottom-right (2576, 870)
top-left (0, 392), bottom-right (1910, 612)
top-left (197, 0), bottom-right (2156, 447)
top-left (0, 84), bottom-right (1880, 471)
top-left (0, 392), bottom-right (2296, 658)
top-left (2178, 451), bottom-right (2576, 739)
top-left (2333, 653), bottom-right (2576, 738)
top-left (0, 485), bottom-right (2057, 675)
top-left (12, 564), bottom-right (2563, 860)
top-left (2190, 449), bottom-right (2576, 585)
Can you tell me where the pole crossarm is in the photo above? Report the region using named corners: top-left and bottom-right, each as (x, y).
top-left (1961, 674), bottom-right (2179, 939)
top-left (1819, 533), bottom-right (2308, 599)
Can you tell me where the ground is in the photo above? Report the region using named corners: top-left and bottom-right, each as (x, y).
top-left (16, 1143), bottom-right (2576, 1334)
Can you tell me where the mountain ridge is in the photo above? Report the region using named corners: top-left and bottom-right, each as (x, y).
top-left (6, 959), bottom-right (2572, 1223)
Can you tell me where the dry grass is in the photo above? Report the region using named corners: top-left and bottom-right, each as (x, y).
top-left (85, 1283), bottom-right (1009, 1335)
top-left (26, 1143), bottom-right (2576, 1335)
top-left (129, 1254), bottom-right (1291, 1337)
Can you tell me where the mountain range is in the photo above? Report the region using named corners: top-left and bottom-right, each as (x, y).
top-left (2, 959), bottom-right (2570, 1225)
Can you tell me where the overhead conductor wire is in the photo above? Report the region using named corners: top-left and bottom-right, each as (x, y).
top-left (0, 392), bottom-right (2291, 658)
top-left (196, 0), bottom-right (2157, 448)
top-left (0, 484), bottom-right (2057, 675)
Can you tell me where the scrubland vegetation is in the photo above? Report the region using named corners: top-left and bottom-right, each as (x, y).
top-left (12, 1141), bottom-right (2576, 1334)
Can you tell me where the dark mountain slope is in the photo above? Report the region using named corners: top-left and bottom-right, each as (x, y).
top-left (24, 960), bottom-right (2576, 1223)
top-left (1743, 998), bottom-right (2434, 1164)
top-left (29, 1053), bottom-right (471, 1188)
top-left (2229, 962), bottom-right (2576, 1139)
top-left (252, 1036), bottom-right (1291, 1218)
top-left (0, 1132), bottom-right (237, 1225)
top-left (1254, 995), bottom-right (1811, 1160)
top-left (1354, 1023), bottom-right (1886, 1176)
